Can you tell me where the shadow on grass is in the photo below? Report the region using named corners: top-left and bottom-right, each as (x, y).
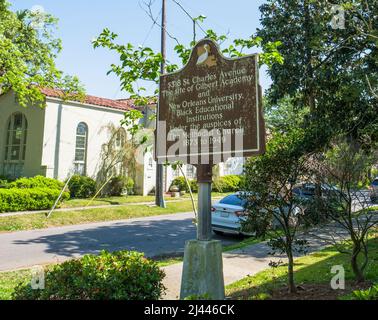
top-left (227, 237), bottom-right (378, 300)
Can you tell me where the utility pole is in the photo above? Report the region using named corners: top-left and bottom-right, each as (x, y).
top-left (155, 0), bottom-right (166, 208)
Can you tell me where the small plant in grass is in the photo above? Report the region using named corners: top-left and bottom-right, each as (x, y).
top-left (351, 284), bottom-right (378, 300)
top-left (12, 250), bottom-right (165, 300)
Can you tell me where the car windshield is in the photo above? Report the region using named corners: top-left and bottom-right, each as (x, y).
top-left (372, 180), bottom-right (378, 186)
top-left (220, 195), bottom-right (247, 207)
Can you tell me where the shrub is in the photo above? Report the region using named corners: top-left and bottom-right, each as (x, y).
top-left (170, 177), bottom-right (198, 193)
top-left (212, 175), bottom-right (242, 193)
top-left (0, 188), bottom-right (69, 212)
top-left (67, 175), bottom-right (96, 198)
top-left (102, 176), bottom-right (134, 196)
top-left (189, 179), bottom-right (198, 193)
top-left (12, 250), bottom-right (166, 300)
top-left (8, 176), bottom-right (63, 190)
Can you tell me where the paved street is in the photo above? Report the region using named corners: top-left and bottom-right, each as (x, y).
top-left (0, 212), bottom-right (239, 271)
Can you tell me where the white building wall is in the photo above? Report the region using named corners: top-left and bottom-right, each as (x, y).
top-left (42, 98), bottom-right (127, 181)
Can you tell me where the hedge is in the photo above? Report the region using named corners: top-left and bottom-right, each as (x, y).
top-left (0, 187), bottom-right (69, 213)
top-left (170, 175), bottom-right (244, 193)
top-left (13, 250), bottom-right (166, 300)
top-left (170, 177), bottom-right (198, 193)
top-left (212, 175), bottom-right (243, 193)
top-left (7, 176), bottom-right (64, 190)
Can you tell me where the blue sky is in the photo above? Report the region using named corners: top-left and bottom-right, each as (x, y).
top-left (11, 0), bottom-right (269, 99)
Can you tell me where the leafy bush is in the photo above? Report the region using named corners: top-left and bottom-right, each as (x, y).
top-left (13, 250), bottom-right (166, 300)
top-left (8, 176), bottom-right (63, 190)
top-left (0, 180), bottom-right (9, 189)
top-left (0, 188), bottom-right (69, 212)
top-left (351, 284), bottom-right (378, 300)
top-left (67, 175), bottom-right (96, 198)
top-left (212, 175), bottom-right (242, 193)
top-left (189, 179), bottom-right (198, 193)
top-left (170, 177), bottom-right (198, 193)
top-left (102, 176), bottom-right (134, 196)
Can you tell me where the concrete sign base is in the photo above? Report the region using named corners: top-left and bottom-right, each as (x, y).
top-left (180, 240), bottom-right (225, 300)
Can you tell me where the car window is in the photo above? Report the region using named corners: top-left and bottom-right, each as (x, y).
top-left (220, 195), bottom-right (247, 207)
top-left (372, 180), bottom-right (378, 186)
top-left (302, 186), bottom-right (315, 196)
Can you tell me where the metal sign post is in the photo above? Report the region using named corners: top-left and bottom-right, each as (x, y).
top-left (155, 39), bottom-right (266, 300)
top-left (197, 164), bottom-right (213, 241)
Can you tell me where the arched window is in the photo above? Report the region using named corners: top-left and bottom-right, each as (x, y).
top-left (115, 128), bottom-right (127, 149)
top-left (74, 122), bottom-right (88, 175)
top-left (3, 113), bottom-right (28, 178)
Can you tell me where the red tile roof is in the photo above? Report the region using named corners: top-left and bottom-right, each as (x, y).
top-left (40, 88), bottom-right (135, 111)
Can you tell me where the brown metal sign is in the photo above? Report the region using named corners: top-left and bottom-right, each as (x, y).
top-left (156, 39), bottom-right (265, 165)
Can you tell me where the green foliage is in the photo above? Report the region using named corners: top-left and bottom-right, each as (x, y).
top-left (0, 187), bottom-right (69, 212)
top-left (121, 109), bottom-right (144, 137)
top-left (67, 175), bottom-right (96, 199)
top-left (351, 284), bottom-right (378, 300)
top-left (0, 179), bottom-right (9, 188)
top-left (0, 0), bottom-right (84, 107)
top-left (212, 175), bottom-right (242, 193)
top-left (93, 22), bottom-right (283, 105)
top-left (7, 176), bottom-right (63, 190)
top-left (170, 177), bottom-right (198, 193)
top-left (258, 0), bottom-right (377, 147)
top-left (12, 250), bottom-right (166, 300)
top-left (102, 176), bottom-right (134, 196)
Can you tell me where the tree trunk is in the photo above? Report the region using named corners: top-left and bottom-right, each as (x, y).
top-left (287, 251), bottom-right (297, 293)
top-left (351, 246), bottom-right (365, 283)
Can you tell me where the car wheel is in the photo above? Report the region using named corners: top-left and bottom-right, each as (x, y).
top-left (371, 197), bottom-right (377, 203)
top-left (213, 230), bottom-right (224, 236)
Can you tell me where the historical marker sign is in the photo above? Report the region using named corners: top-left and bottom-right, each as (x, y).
top-left (156, 39), bottom-right (265, 164)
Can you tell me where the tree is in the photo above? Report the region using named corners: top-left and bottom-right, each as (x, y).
top-left (242, 128), bottom-right (310, 293)
top-left (92, 26), bottom-right (283, 105)
top-left (258, 0), bottom-right (377, 148)
top-left (0, 0), bottom-right (84, 107)
top-left (308, 139), bottom-right (378, 282)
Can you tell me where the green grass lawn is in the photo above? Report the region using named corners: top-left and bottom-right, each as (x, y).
top-left (60, 193), bottom-right (230, 209)
top-left (0, 201), bottom-right (196, 233)
top-left (226, 234), bottom-right (378, 300)
top-left (0, 269), bottom-right (31, 300)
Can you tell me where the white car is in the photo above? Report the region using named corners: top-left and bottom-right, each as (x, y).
top-left (211, 193), bottom-right (250, 236)
top-left (211, 193), bottom-right (302, 236)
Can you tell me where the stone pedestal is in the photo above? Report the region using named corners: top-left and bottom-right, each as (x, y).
top-left (180, 240), bottom-right (225, 300)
